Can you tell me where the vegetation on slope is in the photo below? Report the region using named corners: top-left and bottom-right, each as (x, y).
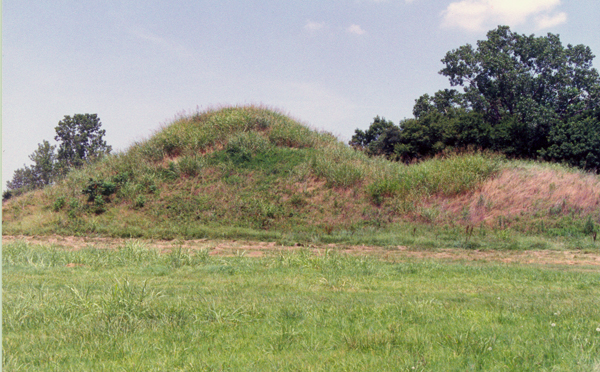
top-left (3, 105), bottom-right (600, 249)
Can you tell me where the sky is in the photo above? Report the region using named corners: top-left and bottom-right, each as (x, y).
top-left (2, 0), bottom-right (600, 188)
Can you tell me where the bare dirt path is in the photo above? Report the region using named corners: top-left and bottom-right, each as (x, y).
top-left (3, 234), bottom-right (600, 269)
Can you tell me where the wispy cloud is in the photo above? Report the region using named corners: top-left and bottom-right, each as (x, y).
top-left (129, 26), bottom-right (194, 59)
top-left (304, 20), bottom-right (325, 32)
top-left (441, 0), bottom-right (567, 32)
top-left (346, 24), bottom-right (366, 35)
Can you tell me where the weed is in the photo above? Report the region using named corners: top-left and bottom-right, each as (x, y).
top-left (178, 156), bottom-right (204, 177)
top-left (93, 195), bottom-right (106, 214)
top-left (583, 216), bottom-right (596, 234)
top-left (52, 196), bottom-right (66, 212)
top-left (306, 143), bottom-right (367, 188)
top-left (290, 193), bottom-right (306, 207)
top-left (67, 198), bottom-right (81, 219)
top-left (134, 195), bottom-right (146, 209)
top-left (226, 131), bottom-right (272, 164)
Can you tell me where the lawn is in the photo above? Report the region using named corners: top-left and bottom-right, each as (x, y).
top-left (3, 239), bottom-right (600, 371)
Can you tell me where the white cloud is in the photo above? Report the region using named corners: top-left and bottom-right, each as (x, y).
top-left (346, 24), bottom-right (366, 35)
top-left (304, 20), bottom-right (325, 32)
top-left (441, 0), bottom-right (567, 32)
top-left (534, 12), bottom-right (567, 30)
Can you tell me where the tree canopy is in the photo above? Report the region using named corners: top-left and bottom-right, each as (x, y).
top-left (55, 114), bottom-right (112, 170)
top-left (4, 114), bottom-right (111, 200)
top-left (352, 26), bottom-right (600, 170)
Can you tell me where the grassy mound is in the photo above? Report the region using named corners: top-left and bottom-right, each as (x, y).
top-left (3, 105), bottom-right (599, 248)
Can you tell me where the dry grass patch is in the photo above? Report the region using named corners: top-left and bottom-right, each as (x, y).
top-left (440, 165), bottom-right (600, 226)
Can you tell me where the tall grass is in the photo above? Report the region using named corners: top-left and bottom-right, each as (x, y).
top-left (310, 143), bottom-right (368, 188)
top-left (3, 240), bottom-right (600, 371)
top-left (141, 105), bottom-right (333, 159)
top-left (6, 105), bottom-right (598, 247)
top-left (367, 153), bottom-right (502, 204)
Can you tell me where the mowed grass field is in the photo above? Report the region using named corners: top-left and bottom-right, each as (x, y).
top-left (3, 239), bottom-right (600, 371)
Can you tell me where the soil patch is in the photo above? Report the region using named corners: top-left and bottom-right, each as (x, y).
top-left (3, 235), bottom-right (600, 269)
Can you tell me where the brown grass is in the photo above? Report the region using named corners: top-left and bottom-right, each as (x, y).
top-left (441, 166), bottom-right (600, 225)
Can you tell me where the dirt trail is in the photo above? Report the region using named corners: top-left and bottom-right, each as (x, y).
top-left (3, 235), bottom-right (600, 268)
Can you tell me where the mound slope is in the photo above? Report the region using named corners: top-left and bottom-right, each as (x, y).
top-left (3, 106), bottom-right (599, 245)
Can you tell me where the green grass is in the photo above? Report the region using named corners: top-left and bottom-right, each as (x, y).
top-left (3, 240), bottom-right (600, 371)
top-left (3, 105), bottom-right (600, 253)
top-left (2, 106), bottom-right (507, 241)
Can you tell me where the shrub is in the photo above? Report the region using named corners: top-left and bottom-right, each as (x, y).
top-left (53, 196), bottom-right (66, 212)
top-left (81, 178), bottom-right (118, 215)
top-left (583, 216), bottom-right (596, 234)
top-left (3, 190), bottom-right (13, 202)
top-left (541, 116), bottom-right (600, 171)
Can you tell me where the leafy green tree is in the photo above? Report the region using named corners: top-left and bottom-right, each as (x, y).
top-left (413, 89), bottom-right (464, 119)
top-left (5, 140), bottom-right (58, 199)
top-left (5, 168), bottom-right (34, 196)
top-left (541, 115), bottom-right (600, 170)
top-left (5, 114), bottom-right (112, 200)
top-left (349, 116), bottom-right (395, 154)
top-left (439, 25), bottom-right (599, 154)
top-left (28, 140), bottom-right (58, 187)
top-left (367, 125), bottom-right (403, 159)
top-left (353, 26), bottom-right (600, 168)
top-left (55, 114), bottom-right (112, 170)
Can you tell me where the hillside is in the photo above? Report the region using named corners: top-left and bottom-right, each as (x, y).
top-left (3, 105), bottom-right (600, 249)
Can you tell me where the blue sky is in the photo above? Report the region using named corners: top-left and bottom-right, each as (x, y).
top-left (3, 1), bottom-right (599, 188)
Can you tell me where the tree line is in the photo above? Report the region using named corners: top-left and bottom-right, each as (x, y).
top-left (4, 114), bottom-right (111, 200)
top-left (351, 26), bottom-right (600, 171)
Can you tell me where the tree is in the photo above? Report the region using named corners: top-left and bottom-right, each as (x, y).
top-left (541, 115), bottom-right (600, 170)
top-left (413, 89), bottom-right (464, 119)
top-left (438, 25), bottom-right (600, 154)
top-left (55, 113), bottom-right (112, 170)
top-left (27, 140), bottom-right (58, 187)
top-left (5, 114), bottom-right (111, 200)
top-left (5, 140), bottom-right (58, 199)
top-left (8, 140), bottom-right (57, 190)
top-left (352, 26), bottom-right (600, 168)
top-left (349, 116), bottom-right (395, 150)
